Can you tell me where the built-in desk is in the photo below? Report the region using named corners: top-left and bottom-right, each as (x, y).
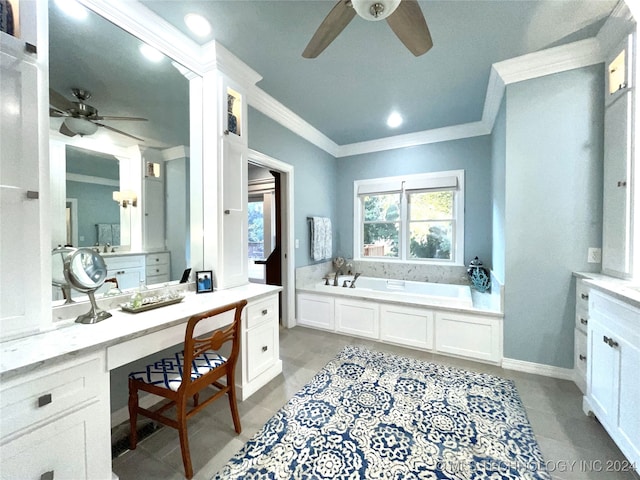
top-left (0, 283), bottom-right (282, 480)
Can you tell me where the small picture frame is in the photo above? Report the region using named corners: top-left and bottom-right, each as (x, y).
top-left (195, 270), bottom-right (213, 294)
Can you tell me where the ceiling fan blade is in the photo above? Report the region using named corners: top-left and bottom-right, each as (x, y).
top-left (94, 122), bottom-right (146, 142)
top-left (386, 0), bottom-right (433, 56)
top-left (49, 88), bottom-right (75, 111)
top-left (49, 107), bottom-right (68, 118)
top-left (303, 0), bottom-right (356, 58)
top-left (59, 122), bottom-right (77, 137)
top-left (93, 115), bottom-right (148, 122)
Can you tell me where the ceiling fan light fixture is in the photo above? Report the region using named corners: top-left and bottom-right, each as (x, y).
top-left (351, 0), bottom-right (401, 21)
top-left (184, 13), bottom-right (211, 37)
top-left (64, 117), bottom-right (99, 136)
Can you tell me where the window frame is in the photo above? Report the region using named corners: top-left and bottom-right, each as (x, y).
top-left (353, 170), bottom-right (465, 265)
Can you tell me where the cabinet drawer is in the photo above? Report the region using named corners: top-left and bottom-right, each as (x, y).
top-left (574, 328), bottom-right (588, 381)
top-left (0, 402), bottom-right (110, 480)
top-left (576, 279), bottom-right (590, 311)
top-left (146, 252), bottom-right (170, 267)
top-left (145, 262), bottom-right (169, 277)
top-left (575, 307), bottom-right (589, 334)
top-left (0, 355), bottom-right (102, 439)
top-left (146, 273), bottom-right (170, 286)
top-left (103, 254), bottom-right (145, 270)
top-left (247, 295), bottom-right (278, 330)
top-left (246, 321), bottom-right (277, 382)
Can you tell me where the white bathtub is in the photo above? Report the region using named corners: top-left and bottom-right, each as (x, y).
top-left (316, 275), bottom-right (473, 309)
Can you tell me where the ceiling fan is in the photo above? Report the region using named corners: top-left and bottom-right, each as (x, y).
top-left (303, 0), bottom-right (433, 58)
top-left (49, 88), bottom-right (148, 142)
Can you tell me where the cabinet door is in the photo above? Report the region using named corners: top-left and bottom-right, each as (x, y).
top-left (588, 319), bottom-right (618, 420)
top-left (602, 94), bottom-right (632, 276)
top-left (617, 334), bottom-right (640, 460)
top-left (144, 177), bottom-right (165, 251)
top-left (380, 304), bottom-right (433, 350)
top-left (296, 294), bottom-right (334, 330)
top-left (0, 33), bottom-right (45, 340)
top-left (335, 298), bottom-right (379, 339)
top-left (219, 136), bottom-right (248, 288)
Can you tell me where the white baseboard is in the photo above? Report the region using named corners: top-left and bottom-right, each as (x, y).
top-left (501, 357), bottom-right (574, 381)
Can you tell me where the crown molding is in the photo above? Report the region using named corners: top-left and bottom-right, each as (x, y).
top-left (336, 122), bottom-right (489, 158)
top-left (211, 42), bottom-right (263, 88)
top-left (79, 0), bottom-right (203, 75)
top-left (597, 1), bottom-right (635, 55)
top-left (492, 38), bottom-right (603, 86)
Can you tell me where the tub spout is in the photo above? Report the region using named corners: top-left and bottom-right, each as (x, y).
top-left (333, 269), bottom-right (341, 286)
top-left (349, 273), bottom-right (361, 288)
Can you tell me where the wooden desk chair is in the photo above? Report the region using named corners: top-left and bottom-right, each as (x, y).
top-left (127, 299), bottom-right (247, 478)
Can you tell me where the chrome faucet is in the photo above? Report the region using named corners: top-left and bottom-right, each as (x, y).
top-left (349, 273), bottom-right (362, 288)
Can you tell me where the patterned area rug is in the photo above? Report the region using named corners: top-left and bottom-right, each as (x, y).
top-left (214, 345), bottom-right (550, 479)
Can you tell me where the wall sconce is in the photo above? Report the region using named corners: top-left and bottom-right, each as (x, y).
top-left (112, 190), bottom-right (138, 208)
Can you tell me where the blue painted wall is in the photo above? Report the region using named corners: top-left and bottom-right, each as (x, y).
top-left (502, 64), bottom-right (604, 368)
top-left (248, 107), bottom-right (338, 267)
top-left (335, 136), bottom-right (493, 266)
top-left (491, 99), bottom-right (507, 284)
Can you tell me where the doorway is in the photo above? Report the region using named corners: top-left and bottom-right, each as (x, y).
top-left (247, 150), bottom-right (295, 328)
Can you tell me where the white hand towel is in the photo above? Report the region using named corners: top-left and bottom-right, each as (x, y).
top-left (311, 217), bottom-right (325, 261)
top-left (322, 217), bottom-right (332, 260)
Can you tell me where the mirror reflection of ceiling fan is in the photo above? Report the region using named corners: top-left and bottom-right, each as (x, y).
top-left (49, 88), bottom-right (148, 142)
top-left (303, 0), bottom-right (433, 58)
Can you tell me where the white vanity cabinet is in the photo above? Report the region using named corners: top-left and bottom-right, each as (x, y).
top-left (0, 0), bottom-right (48, 341)
top-left (103, 254), bottom-right (145, 290)
top-left (0, 351), bottom-right (112, 480)
top-left (238, 293), bottom-right (282, 400)
top-left (586, 289), bottom-right (640, 470)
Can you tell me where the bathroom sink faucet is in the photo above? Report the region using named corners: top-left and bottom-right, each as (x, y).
top-left (349, 273), bottom-right (361, 288)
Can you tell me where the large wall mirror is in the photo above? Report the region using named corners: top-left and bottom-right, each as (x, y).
top-left (49, 0), bottom-right (196, 301)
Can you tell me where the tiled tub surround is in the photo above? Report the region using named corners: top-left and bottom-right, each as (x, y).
top-left (296, 265), bottom-right (504, 365)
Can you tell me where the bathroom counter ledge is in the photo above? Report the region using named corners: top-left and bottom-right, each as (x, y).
top-left (0, 283), bottom-right (281, 381)
top-left (574, 271), bottom-right (640, 309)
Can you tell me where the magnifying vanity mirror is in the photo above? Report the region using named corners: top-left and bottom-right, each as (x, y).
top-left (49, 0), bottom-right (194, 304)
top-left (64, 248), bottom-right (111, 324)
top-left (52, 246), bottom-right (75, 304)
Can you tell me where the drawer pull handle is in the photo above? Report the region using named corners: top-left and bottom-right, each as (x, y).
top-left (579, 354), bottom-right (586, 361)
top-left (603, 336), bottom-right (619, 348)
top-left (262, 309), bottom-right (268, 316)
top-left (580, 318), bottom-right (588, 325)
top-left (38, 393), bottom-right (52, 407)
top-left (262, 345), bottom-right (268, 352)
top-left (580, 293), bottom-right (589, 300)
top-left (41, 471), bottom-right (54, 480)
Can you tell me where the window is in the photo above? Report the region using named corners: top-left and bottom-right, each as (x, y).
top-left (355, 170), bottom-right (464, 264)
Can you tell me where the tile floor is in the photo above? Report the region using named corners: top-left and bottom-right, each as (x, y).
top-left (112, 326), bottom-right (639, 480)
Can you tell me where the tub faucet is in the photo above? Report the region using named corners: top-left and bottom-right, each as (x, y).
top-left (349, 273), bottom-right (362, 288)
top-left (333, 269), bottom-right (342, 286)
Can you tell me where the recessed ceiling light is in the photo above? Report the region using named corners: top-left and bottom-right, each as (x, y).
top-left (139, 44), bottom-right (164, 63)
top-left (387, 112), bottom-right (403, 128)
top-left (184, 13), bottom-right (211, 37)
top-left (54, 0), bottom-right (88, 20)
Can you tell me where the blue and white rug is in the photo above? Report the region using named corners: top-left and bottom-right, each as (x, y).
top-left (214, 345), bottom-right (550, 479)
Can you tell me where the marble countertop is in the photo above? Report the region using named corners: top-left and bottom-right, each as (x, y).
top-left (0, 283), bottom-right (281, 381)
top-left (574, 271), bottom-right (640, 309)
top-left (296, 282), bottom-right (503, 317)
